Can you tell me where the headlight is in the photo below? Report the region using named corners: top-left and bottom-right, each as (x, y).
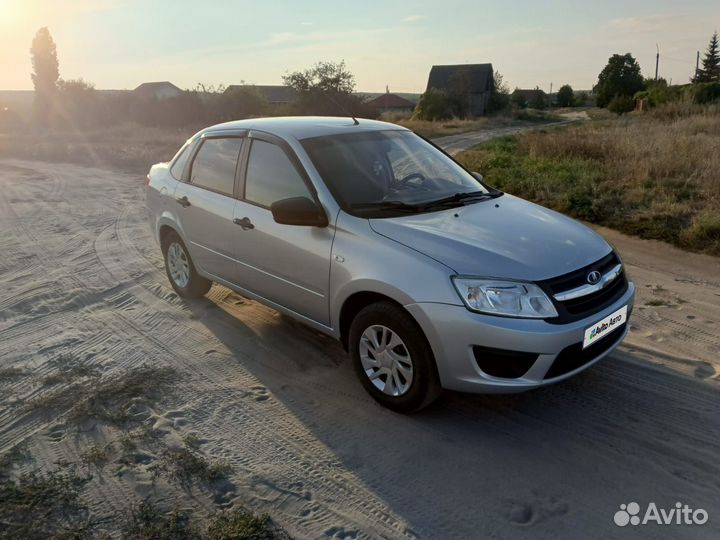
top-left (452, 277), bottom-right (558, 318)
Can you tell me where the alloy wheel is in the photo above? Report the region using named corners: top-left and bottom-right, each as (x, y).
top-left (167, 242), bottom-right (190, 288)
top-left (359, 325), bottom-right (414, 396)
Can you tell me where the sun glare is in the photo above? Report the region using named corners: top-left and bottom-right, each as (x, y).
top-left (0, 0), bottom-right (23, 24)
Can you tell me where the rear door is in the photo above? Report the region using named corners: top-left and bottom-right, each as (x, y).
top-left (232, 132), bottom-right (333, 326)
top-left (173, 135), bottom-right (244, 284)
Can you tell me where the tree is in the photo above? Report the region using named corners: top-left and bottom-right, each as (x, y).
top-left (594, 53), bottom-right (645, 107)
top-left (283, 60), bottom-right (374, 117)
top-left (414, 88), bottom-right (452, 120)
top-left (30, 27), bottom-right (60, 125)
top-left (283, 60), bottom-right (355, 94)
top-left (487, 70), bottom-right (510, 113)
top-left (695, 31), bottom-right (720, 82)
top-left (556, 84), bottom-right (575, 107)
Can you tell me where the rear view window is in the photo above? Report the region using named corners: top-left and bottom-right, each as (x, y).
top-left (190, 138), bottom-right (243, 196)
top-left (244, 140), bottom-right (312, 207)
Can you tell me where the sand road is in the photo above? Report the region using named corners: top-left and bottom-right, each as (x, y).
top-left (0, 157), bottom-right (718, 540)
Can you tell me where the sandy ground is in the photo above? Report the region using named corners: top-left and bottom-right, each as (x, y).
top-left (0, 156), bottom-right (718, 540)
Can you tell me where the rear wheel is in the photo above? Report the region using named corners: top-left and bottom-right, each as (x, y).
top-left (162, 231), bottom-right (211, 298)
top-left (349, 301), bottom-right (441, 413)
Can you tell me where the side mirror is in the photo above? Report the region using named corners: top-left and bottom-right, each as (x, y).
top-left (270, 197), bottom-right (328, 227)
top-left (471, 171), bottom-right (484, 183)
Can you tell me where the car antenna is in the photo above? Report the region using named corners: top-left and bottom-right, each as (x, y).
top-left (325, 91), bottom-right (359, 125)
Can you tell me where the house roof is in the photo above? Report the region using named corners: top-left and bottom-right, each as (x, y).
top-left (134, 81), bottom-right (182, 93)
top-left (365, 93), bottom-right (416, 109)
top-left (426, 63), bottom-right (493, 93)
top-left (224, 85), bottom-right (298, 103)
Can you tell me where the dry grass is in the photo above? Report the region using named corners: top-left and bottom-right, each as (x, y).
top-left (396, 118), bottom-right (498, 138)
top-left (0, 463), bottom-right (94, 540)
top-left (124, 501), bottom-right (288, 540)
top-left (150, 446), bottom-right (232, 490)
top-left (0, 111), bottom-right (561, 172)
top-left (0, 123), bottom-right (192, 173)
top-left (396, 109), bottom-right (560, 138)
top-left (456, 102), bottom-right (720, 255)
top-left (27, 365), bottom-right (178, 428)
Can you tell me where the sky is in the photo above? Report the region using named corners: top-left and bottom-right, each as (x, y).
top-left (0, 0), bottom-right (717, 93)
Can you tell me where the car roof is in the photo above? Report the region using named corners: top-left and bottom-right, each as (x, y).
top-left (197, 116), bottom-right (409, 141)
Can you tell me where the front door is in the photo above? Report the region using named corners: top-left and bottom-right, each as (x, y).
top-left (232, 135), bottom-right (333, 326)
top-left (173, 136), bottom-right (244, 284)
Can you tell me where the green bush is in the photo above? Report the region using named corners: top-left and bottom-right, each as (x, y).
top-left (689, 82), bottom-right (720, 104)
top-left (634, 80), bottom-right (685, 107)
top-left (681, 211), bottom-right (720, 253)
top-left (607, 95), bottom-right (635, 114)
top-left (414, 89), bottom-right (453, 121)
top-left (574, 91), bottom-right (590, 106)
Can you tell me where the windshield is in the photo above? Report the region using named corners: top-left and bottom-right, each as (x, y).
top-left (301, 130), bottom-right (491, 217)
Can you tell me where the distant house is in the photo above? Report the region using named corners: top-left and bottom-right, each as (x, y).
top-left (425, 63), bottom-right (494, 116)
top-left (224, 85), bottom-right (298, 106)
top-left (134, 81), bottom-right (183, 100)
top-left (511, 88), bottom-right (549, 109)
top-left (365, 93), bottom-right (416, 114)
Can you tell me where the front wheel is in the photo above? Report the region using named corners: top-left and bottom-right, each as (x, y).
top-left (349, 302), bottom-right (441, 413)
top-left (162, 231), bottom-right (212, 298)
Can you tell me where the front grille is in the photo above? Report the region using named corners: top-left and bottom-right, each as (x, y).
top-left (473, 346), bottom-right (539, 379)
top-left (544, 323), bottom-right (626, 379)
top-left (539, 251), bottom-right (628, 324)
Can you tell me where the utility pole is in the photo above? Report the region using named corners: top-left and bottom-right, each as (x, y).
top-left (695, 51), bottom-right (700, 81)
top-left (655, 44), bottom-right (659, 80)
top-left (549, 82), bottom-right (553, 108)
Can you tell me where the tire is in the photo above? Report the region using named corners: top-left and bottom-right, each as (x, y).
top-left (161, 231), bottom-right (212, 298)
top-left (349, 301), bottom-right (441, 413)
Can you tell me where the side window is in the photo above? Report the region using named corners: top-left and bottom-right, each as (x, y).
top-left (245, 140), bottom-right (312, 207)
top-left (189, 138), bottom-right (243, 196)
top-left (170, 142), bottom-right (191, 180)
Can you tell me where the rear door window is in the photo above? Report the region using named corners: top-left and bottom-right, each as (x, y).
top-left (189, 138), bottom-right (243, 196)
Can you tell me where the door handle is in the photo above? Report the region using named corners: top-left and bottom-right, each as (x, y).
top-left (176, 195), bottom-right (191, 208)
top-left (233, 217), bottom-right (255, 230)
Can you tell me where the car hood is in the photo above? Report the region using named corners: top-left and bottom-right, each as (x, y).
top-left (369, 194), bottom-right (612, 281)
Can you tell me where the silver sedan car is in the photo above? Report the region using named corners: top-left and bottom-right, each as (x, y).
top-left (146, 117), bottom-right (635, 412)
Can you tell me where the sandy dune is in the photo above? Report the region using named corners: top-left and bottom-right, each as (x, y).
top-left (0, 158), bottom-right (718, 539)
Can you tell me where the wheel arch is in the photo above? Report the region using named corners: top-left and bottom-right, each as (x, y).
top-left (339, 291), bottom-right (403, 351)
top-left (159, 223), bottom-right (176, 249)
top-left (156, 214), bottom-right (186, 249)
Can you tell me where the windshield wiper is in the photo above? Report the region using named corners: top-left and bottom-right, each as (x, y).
top-left (417, 190), bottom-right (502, 210)
top-left (350, 200), bottom-right (422, 213)
top-left (350, 190), bottom-right (503, 215)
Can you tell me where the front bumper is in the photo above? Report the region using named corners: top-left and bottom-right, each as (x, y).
top-left (405, 281), bottom-right (635, 393)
